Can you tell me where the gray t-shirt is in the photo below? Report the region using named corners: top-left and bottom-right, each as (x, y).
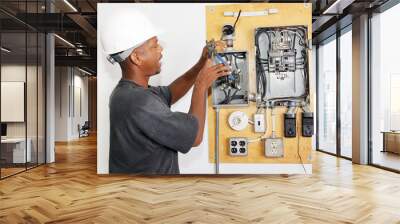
top-left (109, 79), bottom-right (199, 174)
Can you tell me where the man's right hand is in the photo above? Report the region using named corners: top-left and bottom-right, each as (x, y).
top-left (194, 59), bottom-right (230, 91)
top-left (188, 59), bottom-right (230, 146)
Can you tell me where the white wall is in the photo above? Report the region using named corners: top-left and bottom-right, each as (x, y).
top-left (55, 67), bottom-right (68, 141)
top-left (72, 72), bottom-right (89, 138)
top-left (97, 3), bottom-right (312, 174)
top-left (54, 67), bottom-right (89, 141)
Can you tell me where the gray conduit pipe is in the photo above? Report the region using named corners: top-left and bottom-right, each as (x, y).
top-left (214, 107), bottom-right (220, 174)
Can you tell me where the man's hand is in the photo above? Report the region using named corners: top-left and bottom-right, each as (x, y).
top-left (189, 59), bottom-right (230, 147)
top-left (194, 59), bottom-right (230, 91)
top-left (199, 40), bottom-right (227, 63)
top-left (168, 42), bottom-right (228, 105)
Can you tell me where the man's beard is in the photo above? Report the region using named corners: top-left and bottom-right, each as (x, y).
top-left (155, 63), bottom-right (161, 74)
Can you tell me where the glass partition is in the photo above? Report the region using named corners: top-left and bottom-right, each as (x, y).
top-left (0, 1), bottom-right (46, 179)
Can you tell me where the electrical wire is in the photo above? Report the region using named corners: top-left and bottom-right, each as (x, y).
top-left (248, 136), bottom-right (264, 143)
top-left (233, 10), bottom-right (242, 30)
top-left (217, 52), bottom-right (246, 105)
top-left (295, 107), bottom-right (307, 174)
top-left (234, 56), bottom-right (239, 70)
top-left (233, 53), bottom-right (246, 59)
top-left (255, 44), bottom-right (267, 99)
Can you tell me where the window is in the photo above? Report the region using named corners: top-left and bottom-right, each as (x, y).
top-left (390, 74), bottom-right (400, 130)
top-left (339, 28), bottom-right (352, 158)
top-left (370, 3), bottom-right (400, 171)
top-left (317, 36), bottom-right (337, 155)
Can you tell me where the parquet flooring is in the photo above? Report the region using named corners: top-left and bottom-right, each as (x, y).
top-left (1, 134), bottom-right (400, 223)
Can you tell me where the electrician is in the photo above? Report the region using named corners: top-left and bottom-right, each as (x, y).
top-left (100, 9), bottom-right (229, 174)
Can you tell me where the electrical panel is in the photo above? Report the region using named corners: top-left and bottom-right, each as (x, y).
top-left (284, 113), bottom-right (296, 137)
top-left (211, 51), bottom-right (249, 107)
top-left (229, 137), bottom-right (248, 156)
top-left (302, 112), bottom-right (314, 137)
top-left (206, 5), bottom-right (313, 163)
top-left (255, 26), bottom-right (309, 106)
top-left (210, 25), bottom-right (312, 158)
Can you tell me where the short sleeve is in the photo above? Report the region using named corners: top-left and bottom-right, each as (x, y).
top-left (131, 94), bottom-right (199, 154)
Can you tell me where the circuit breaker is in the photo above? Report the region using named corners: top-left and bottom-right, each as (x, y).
top-left (211, 51), bottom-right (249, 106)
top-left (229, 137), bottom-right (248, 156)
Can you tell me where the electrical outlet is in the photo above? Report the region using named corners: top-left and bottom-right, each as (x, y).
top-left (229, 138), bottom-right (248, 156)
top-left (254, 113), bottom-right (265, 133)
top-left (265, 138), bottom-right (284, 157)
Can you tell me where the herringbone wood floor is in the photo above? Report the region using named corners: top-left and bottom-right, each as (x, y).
top-left (1, 135), bottom-right (400, 224)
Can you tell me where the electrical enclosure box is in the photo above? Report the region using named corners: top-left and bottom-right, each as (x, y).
top-left (284, 113), bottom-right (296, 137)
top-left (229, 137), bottom-right (248, 156)
top-left (302, 112), bottom-right (314, 137)
top-left (264, 138), bottom-right (284, 157)
top-left (255, 26), bottom-right (309, 104)
top-left (212, 51), bottom-right (249, 107)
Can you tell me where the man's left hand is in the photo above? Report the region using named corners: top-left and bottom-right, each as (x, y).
top-left (199, 40), bottom-right (226, 63)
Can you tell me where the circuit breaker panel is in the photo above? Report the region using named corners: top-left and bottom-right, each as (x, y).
top-left (206, 3), bottom-right (313, 171)
top-left (255, 26), bottom-right (309, 105)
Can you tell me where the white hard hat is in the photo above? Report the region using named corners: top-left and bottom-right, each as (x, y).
top-left (100, 9), bottom-right (159, 63)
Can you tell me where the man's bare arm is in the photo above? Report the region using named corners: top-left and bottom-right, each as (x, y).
top-left (168, 58), bottom-right (206, 105)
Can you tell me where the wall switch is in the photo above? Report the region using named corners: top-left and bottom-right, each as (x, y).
top-left (254, 113), bottom-right (265, 133)
top-left (265, 138), bottom-right (284, 157)
top-left (229, 137), bottom-right (248, 156)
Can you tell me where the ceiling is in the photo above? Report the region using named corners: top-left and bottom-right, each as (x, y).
top-left (0, 0), bottom-right (393, 75)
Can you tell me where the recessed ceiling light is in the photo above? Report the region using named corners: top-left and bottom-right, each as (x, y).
top-left (78, 67), bottom-right (93, 76)
top-left (323, 0), bottom-right (355, 15)
top-left (1, 47), bottom-right (11, 53)
top-left (63, 0), bottom-right (78, 12)
top-left (54, 34), bottom-right (75, 48)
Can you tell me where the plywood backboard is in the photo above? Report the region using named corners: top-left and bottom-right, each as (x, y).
top-left (206, 3), bottom-right (313, 164)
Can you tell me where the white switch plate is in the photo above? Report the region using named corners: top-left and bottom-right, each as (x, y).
top-left (254, 113), bottom-right (265, 133)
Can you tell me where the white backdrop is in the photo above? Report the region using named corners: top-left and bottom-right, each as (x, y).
top-left (97, 3), bottom-right (312, 174)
